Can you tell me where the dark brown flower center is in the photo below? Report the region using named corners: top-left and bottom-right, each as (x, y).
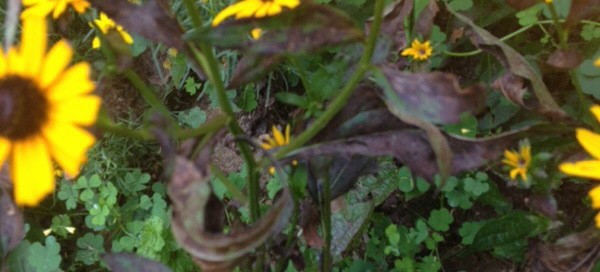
top-left (0, 75), bottom-right (49, 140)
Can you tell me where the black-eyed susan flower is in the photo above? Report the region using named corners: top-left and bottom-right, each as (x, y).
top-left (21, 0), bottom-right (90, 19)
top-left (261, 124), bottom-right (296, 175)
top-left (0, 17), bottom-right (100, 206)
top-left (91, 13), bottom-right (133, 49)
top-left (560, 106), bottom-right (600, 227)
top-left (502, 141), bottom-right (531, 182)
top-left (560, 106), bottom-right (600, 180)
top-left (212, 0), bottom-right (300, 26)
top-left (401, 39), bottom-right (433, 61)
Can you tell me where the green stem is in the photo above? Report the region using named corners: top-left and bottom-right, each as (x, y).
top-left (321, 175), bottom-right (332, 272)
top-left (123, 69), bottom-right (173, 120)
top-left (569, 70), bottom-right (600, 131)
top-left (443, 20), bottom-right (557, 57)
top-left (182, 7), bottom-right (260, 222)
top-left (546, 1), bottom-right (568, 48)
top-left (210, 164), bottom-right (249, 204)
top-left (181, 0), bottom-right (203, 28)
top-left (273, 0), bottom-right (386, 159)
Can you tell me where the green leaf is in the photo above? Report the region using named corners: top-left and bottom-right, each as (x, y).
top-left (515, 4), bottom-right (543, 26)
top-left (50, 215), bottom-right (72, 238)
top-left (75, 233), bottom-right (105, 265)
top-left (266, 177), bottom-right (282, 200)
top-left (119, 170), bottom-right (151, 196)
top-left (467, 212), bottom-right (535, 254)
top-left (57, 180), bottom-right (78, 210)
top-left (417, 256), bottom-right (442, 272)
top-left (7, 241), bottom-right (35, 272)
top-left (184, 77), bottom-right (201, 95)
top-left (463, 177), bottom-right (490, 197)
top-left (458, 221), bottom-right (484, 245)
top-left (428, 208), bottom-right (454, 232)
top-left (448, 0), bottom-right (473, 11)
top-left (276, 92), bottom-right (309, 108)
top-left (79, 188), bottom-right (94, 202)
top-left (88, 175), bottom-right (102, 188)
top-left (27, 236), bottom-right (61, 272)
top-left (137, 217), bottom-right (165, 260)
top-left (177, 107), bottom-right (207, 129)
top-left (237, 85), bottom-right (259, 112)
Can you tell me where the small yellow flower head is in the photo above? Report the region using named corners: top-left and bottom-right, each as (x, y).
top-left (0, 17), bottom-right (100, 206)
top-left (559, 105), bottom-right (600, 180)
top-left (261, 124), bottom-right (297, 175)
top-left (594, 57), bottom-right (600, 68)
top-left (401, 39), bottom-right (433, 61)
top-left (91, 13), bottom-right (134, 49)
top-left (502, 141), bottom-right (531, 182)
top-left (251, 28), bottom-right (264, 40)
top-left (544, 0), bottom-right (553, 4)
top-left (21, 0), bottom-right (90, 19)
top-left (212, 0), bottom-right (301, 26)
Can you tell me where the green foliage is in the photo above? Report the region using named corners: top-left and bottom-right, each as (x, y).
top-left (177, 106), bottom-right (207, 128)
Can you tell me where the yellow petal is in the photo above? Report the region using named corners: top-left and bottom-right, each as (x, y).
top-left (212, 1), bottom-right (251, 26)
top-left (49, 95), bottom-right (101, 126)
top-left (590, 105), bottom-right (600, 124)
top-left (0, 137), bottom-right (10, 165)
top-left (20, 2), bottom-right (55, 19)
top-left (595, 58), bottom-right (600, 67)
top-left (277, 0), bottom-right (300, 8)
top-left (40, 40), bottom-right (73, 88)
top-left (118, 29), bottom-right (134, 45)
top-left (0, 51), bottom-right (7, 77)
top-left (255, 4), bottom-right (272, 18)
top-left (22, 0), bottom-right (44, 6)
top-left (20, 17), bottom-right (47, 77)
top-left (503, 150), bottom-right (519, 164)
top-left (595, 212), bottom-right (600, 229)
top-left (52, 0), bottom-right (68, 19)
top-left (589, 186), bottom-right (600, 209)
top-left (267, 3), bottom-right (282, 16)
top-left (92, 37), bottom-right (101, 49)
top-left (47, 62), bottom-right (95, 101)
top-left (272, 126), bottom-right (285, 146)
top-left (71, 0), bottom-right (90, 13)
top-left (576, 128), bottom-right (600, 159)
top-left (285, 124), bottom-right (291, 145)
top-left (43, 122), bottom-right (95, 177)
top-left (6, 48), bottom-right (24, 75)
top-left (559, 160), bottom-right (600, 180)
top-left (234, 1), bottom-right (263, 19)
top-left (11, 137), bottom-right (55, 206)
top-left (509, 168), bottom-right (519, 180)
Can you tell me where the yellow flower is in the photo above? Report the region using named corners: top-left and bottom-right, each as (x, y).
top-left (0, 18), bottom-right (100, 206)
top-left (594, 57), bottom-right (600, 67)
top-left (401, 39), bottom-right (433, 61)
top-left (502, 141), bottom-right (531, 182)
top-left (212, 0), bottom-right (300, 26)
top-left (545, 0), bottom-right (553, 3)
top-left (559, 106), bottom-right (600, 180)
top-left (261, 124), bottom-right (294, 175)
top-left (21, 0), bottom-right (90, 19)
top-left (251, 28), bottom-right (263, 40)
top-left (91, 13), bottom-right (134, 49)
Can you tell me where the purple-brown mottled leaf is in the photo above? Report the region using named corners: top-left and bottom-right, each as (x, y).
top-left (566, 0), bottom-right (600, 27)
top-left (199, 3), bottom-right (363, 88)
top-left (103, 253), bottom-right (171, 272)
top-left (546, 49), bottom-right (583, 70)
top-left (0, 189), bottom-right (23, 258)
top-left (447, 4), bottom-right (567, 120)
top-left (165, 144), bottom-right (293, 271)
top-left (528, 227), bottom-right (600, 271)
top-left (90, 0), bottom-right (186, 51)
top-left (378, 66), bottom-right (486, 125)
top-left (367, 0), bottom-right (413, 66)
top-left (414, 0), bottom-right (439, 38)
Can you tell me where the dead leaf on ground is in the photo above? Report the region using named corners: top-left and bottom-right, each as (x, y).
top-left (566, 0), bottom-right (600, 27)
top-left (367, 0), bottom-right (413, 65)
top-left (528, 227), bottom-right (600, 272)
top-left (414, 0), bottom-right (439, 38)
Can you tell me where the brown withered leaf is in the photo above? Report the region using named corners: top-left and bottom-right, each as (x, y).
top-left (504, 0), bottom-right (538, 10)
top-left (367, 0), bottom-right (413, 65)
top-left (379, 66), bottom-right (486, 125)
top-left (546, 49), bottom-right (583, 70)
top-left (166, 149), bottom-right (293, 271)
top-left (0, 189), bottom-right (23, 258)
top-left (414, 0), bottom-right (439, 38)
top-left (566, 0), bottom-right (600, 27)
top-left (447, 4), bottom-right (568, 120)
top-left (194, 3), bottom-right (363, 88)
top-left (527, 193), bottom-right (558, 219)
top-left (103, 253), bottom-right (172, 272)
top-left (294, 129), bottom-right (522, 181)
top-left (528, 227), bottom-right (600, 272)
top-left (90, 0), bottom-right (186, 52)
